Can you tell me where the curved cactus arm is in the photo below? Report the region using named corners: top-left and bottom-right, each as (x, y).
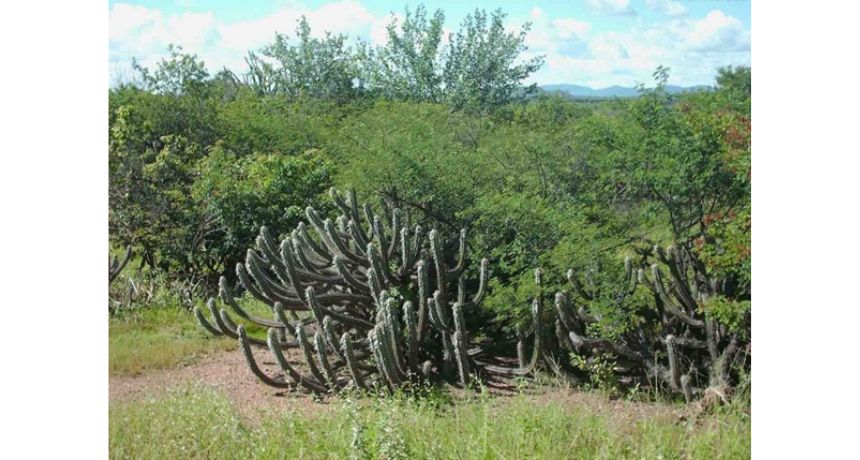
top-left (266, 328), bottom-right (327, 393)
top-left (332, 255), bottom-right (370, 293)
top-left (649, 265), bottom-right (705, 327)
top-left (237, 326), bottom-right (293, 389)
top-left (194, 299), bottom-right (224, 336)
top-left (109, 246), bottom-right (133, 283)
top-left (330, 187), bottom-right (353, 219)
top-left (236, 263), bottom-right (275, 305)
top-left (427, 296), bottom-right (446, 333)
top-left (347, 219), bottom-right (370, 254)
top-left (295, 326), bottom-right (328, 385)
top-left (664, 246), bottom-right (699, 310)
top-left (516, 324), bottom-right (527, 368)
top-left (306, 286), bottom-right (375, 330)
top-left (257, 227), bottom-right (286, 271)
top-left (289, 236), bottom-right (329, 271)
top-left (321, 316), bottom-right (345, 361)
top-left (366, 242), bottom-right (392, 287)
top-left (429, 229), bottom-right (450, 309)
top-left (279, 239), bottom-right (306, 297)
top-left (314, 330), bottom-right (342, 391)
top-left (323, 219), bottom-right (366, 265)
top-left (216, 308), bottom-right (286, 347)
top-left (295, 221), bottom-right (333, 264)
top-left (218, 277), bottom-right (286, 328)
top-left (432, 290), bottom-right (451, 330)
top-left (248, 249), bottom-right (333, 301)
top-left (273, 302), bottom-right (299, 336)
top-left (566, 329), bottom-right (643, 362)
top-left (477, 297), bottom-right (544, 377)
top-left (366, 268), bottom-right (383, 302)
top-left (341, 332), bottom-right (370, 391)
top-left (447, 229), bottom-right (468, 279)
top-left (463, 258), bottom-right (489, 308)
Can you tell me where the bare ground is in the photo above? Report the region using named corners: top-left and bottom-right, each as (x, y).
top-left (110, 347), bottom-right (335, 419)
top-left (110, 347), bottom-right (684, 425)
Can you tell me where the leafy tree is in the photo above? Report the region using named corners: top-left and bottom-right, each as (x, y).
top-left (360, 5), bottom-right (446, 102)
top-left (443, 9), bottom-right (544, 111)
top-left (192, 146), bottom-right (334, 278)
top-left (132, 44), bottom-right (211, 98)
top-left (253, 16), bottom-right (360, 102)
top-left (360, 6), bottom-right (544, 111)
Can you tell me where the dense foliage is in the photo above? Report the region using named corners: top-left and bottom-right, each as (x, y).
top-left (109, 5), bottom-right (750, 400)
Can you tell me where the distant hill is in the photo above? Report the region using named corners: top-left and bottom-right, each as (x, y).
top-left (539, 83), bottom-right (712, 99)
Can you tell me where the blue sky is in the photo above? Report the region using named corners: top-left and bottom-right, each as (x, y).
top-left (110, 0), bottom-right (751, 87)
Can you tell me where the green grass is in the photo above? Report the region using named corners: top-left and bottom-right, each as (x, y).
top-left (109, 306), bottom-right (236, 376)
top-left (110, 385), bottom-right (750, 459)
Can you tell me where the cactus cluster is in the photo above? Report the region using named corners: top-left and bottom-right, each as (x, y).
top-left (194, 188), bottom-right (542, 393)
top-left (550, 246), bottom-right (750, 402)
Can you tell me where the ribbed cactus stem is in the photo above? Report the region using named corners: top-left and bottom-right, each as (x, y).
top-left (417, 260), bottom-right (429, 341)
top-left (332, 255), bottom-right (368, 292)
top-left (295, 221), bottom-right (331, 262)
top-left (516, 324), bottom-right (527, 368)
top-left (432, 289), bottom-right (450, 330)
top-left (429, 229), bottom-right (449, 308)
top-left (314, 330), bottom-right (339, 391)
top-left (403, 301), bottom-right (419, 371)
top-left (266, 328), bottom-right (328, 393)
top-left (452, 330), bottom-right (471, 386)
top-left (452, 302), bottom-right (468, 345)
top-left (666, 334), bottom-right (681, 391)
top-left (236, 262), bottom-right (272, 305)
top-left (194, 299), bottom-right (223, 336)
top-left (237, 325), bottom-right (292, 389)
top-left (322, 315), bottom-right (345, 360)
top-left (341, 332), bottom-right (369, 391)
top-left (296, 326), bottom-right (327, 385)
top-left (469, 258), bottom-right (489, 306)
top-left (386, 208), bottom-right (401, 258)
top-left (366, 242), bottom-right (390, 286)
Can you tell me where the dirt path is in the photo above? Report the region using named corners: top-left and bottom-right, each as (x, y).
top-left (110, 348), bottom-right (683, 424)
top-left (110, 347), bottom-right (333, 418)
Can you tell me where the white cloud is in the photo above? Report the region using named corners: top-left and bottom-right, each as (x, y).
top-left (110, 1), bottom-right (378, 78)
top-left (109, 2), bottom-right (749, 89)
top-left (685, 10), bottom-right (750, 52)
top-left (552, 18), bottom-right (591, 40)
top-left (527, 8), bottom-right (749, 87)
top-left (587, 0), bottom-right (637, 17)
top-left (645, 0), bottom-right (687, 18)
